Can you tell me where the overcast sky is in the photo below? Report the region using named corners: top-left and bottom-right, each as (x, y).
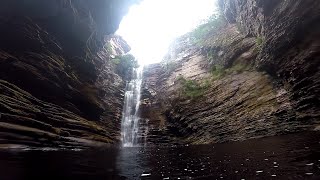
top-left (116, 0), bottom-right (218, 65)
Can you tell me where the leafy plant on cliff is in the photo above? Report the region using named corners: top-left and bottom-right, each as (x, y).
top-left (206, 50), bottom-right (215, 62)
top-left (178, 76), bottom-right (209, 98)
top-left (256, 37), bottom-right (263, 46)
top-left (210, 65), bottom-right (225, 79)
top-left (105, 42), bottom-right (113, 53)
top-left (189, 14), bottom-right (226, 46)
top-left (112, 54), bottom-right (138, 77)
top-left (226, 63), bottom-right (249, 74)
top-left (210, 62), bottom-right (251, 80)
top-left (254, 36), bottom-right (264, 53)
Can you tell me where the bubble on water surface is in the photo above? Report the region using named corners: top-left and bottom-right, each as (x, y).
top-left (141, 173), bottom-right (151, 177)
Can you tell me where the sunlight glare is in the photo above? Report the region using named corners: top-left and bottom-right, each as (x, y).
top-left (116, 0), bottom-right (218, 65)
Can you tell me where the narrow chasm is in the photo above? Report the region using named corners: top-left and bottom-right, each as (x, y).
top-left (0, 0), bottom-right (319, 179)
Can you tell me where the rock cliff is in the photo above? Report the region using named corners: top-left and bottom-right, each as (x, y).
top-left (141, 0), bottom-right (320, 145)
top-left (0, 0), bottom-right (137, 148)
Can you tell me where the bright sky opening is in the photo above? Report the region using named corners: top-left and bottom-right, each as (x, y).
top-left (116, 0), bottom-right (218, 65)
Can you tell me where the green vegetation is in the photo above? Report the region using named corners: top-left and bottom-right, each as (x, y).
top-left (178, 76), bottom-right (209, 98)
top-left (112, 58), bottom-right (121, 64)
top-left (106, 42), bottom-right (113, 53)
top-left (206, 50), bottom-right (215, 62)
top-left (176, 62), bottom-right (251, 100)
top-left (210, 62), bottom-right (251, 80)
top-left (189, 14), bottom-right (226, 46)
top-left (256, 37), bottom-right (263, 46)
top-left (226, 63), bottom-right (249, 73)
top-left (254, 36), bottom-right (264, 53)
top-left (112, 54), bottom-right (139, 76)
top-left (210, 65), bottom-right (225, 79)
top-left (210, 63), bottom-right (250, 80)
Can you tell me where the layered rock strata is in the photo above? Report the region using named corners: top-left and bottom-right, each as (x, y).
top-left (141, 0), bottom-right (320, 144)
top-left (0, 0), bottom-right (137, 148)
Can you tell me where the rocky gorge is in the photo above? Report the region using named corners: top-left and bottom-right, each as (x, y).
top-left (140, 0), bottom-right (320, 145)
top-left (0, 0), bottom-right (319, 149)
top-left (0, 0), bottom-right (138, 148)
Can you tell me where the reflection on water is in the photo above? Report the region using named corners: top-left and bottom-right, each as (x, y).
top-left (0, 132), bottom-right (320, 179)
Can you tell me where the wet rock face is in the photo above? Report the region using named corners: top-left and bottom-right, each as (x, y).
top-left (220, 0), bottom-right (320, 123)
top-left (0, 80), bottom-right (116, 148)
top-left (141, 0), bottom-right (320, 144)
top-left (0, 0), bottom-right (135, 54)
top-left (0, 0), bottom-right (136, 148)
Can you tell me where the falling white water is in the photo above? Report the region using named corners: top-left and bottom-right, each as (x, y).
top-left (121, 67), bottom-right (143, 147)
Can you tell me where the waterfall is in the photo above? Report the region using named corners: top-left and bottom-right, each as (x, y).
top-left (121, 67), bottom-right (143, 147)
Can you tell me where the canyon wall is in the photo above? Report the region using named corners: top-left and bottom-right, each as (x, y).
top-left (0, 0), bottom-right (318, 148)
top-left (141, 0), bottom-right (320, 145)
top-left (0, 0), bottom-right (137, 148)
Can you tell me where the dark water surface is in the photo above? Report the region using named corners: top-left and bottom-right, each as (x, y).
top-left (1, 132), bottom-right (320, 180)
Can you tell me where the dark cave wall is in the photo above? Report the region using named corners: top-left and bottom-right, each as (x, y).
top-left (0, 0), bottom-right (137, 148)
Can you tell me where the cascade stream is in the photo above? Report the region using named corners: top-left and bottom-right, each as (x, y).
top-left (121, 67), bottom-right (145, 147)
